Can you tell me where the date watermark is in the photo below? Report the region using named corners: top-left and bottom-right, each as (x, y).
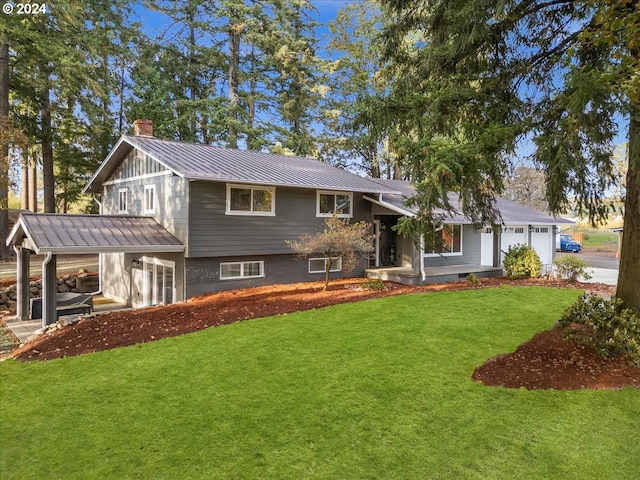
top-left (3, 3), bottom-right (47, 14)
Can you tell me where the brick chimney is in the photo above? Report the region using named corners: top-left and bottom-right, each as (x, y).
top-left (133, 119), bottom-right (153, 137)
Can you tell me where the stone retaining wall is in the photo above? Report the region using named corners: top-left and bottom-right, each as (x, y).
top-left (0, 271), bottom-right (99, 313)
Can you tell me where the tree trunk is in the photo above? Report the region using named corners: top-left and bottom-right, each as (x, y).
top-left (28, 150), bottom-right (37, 211)
top-left (324, 257), bottom-right (331, 291)
top-left (0, 36), bottom-right (10, 261)
top-left (41, 75), bottom-right (55, 213)
top-left (228, 24), bottom-right (240, 149)
top-left (616, 109), bottom-right (640, 315)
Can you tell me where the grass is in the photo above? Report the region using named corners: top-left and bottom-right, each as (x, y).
top-left (1, 286), bottom-right (639, 479)
top-left (582, 230), bottom-right (618, 248)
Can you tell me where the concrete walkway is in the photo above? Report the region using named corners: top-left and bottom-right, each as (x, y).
top-left (4, 297), bottom-right (129, 345)
top-left (582, 267), bottom-right (619, 286)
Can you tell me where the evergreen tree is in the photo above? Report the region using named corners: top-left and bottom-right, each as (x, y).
top-left (3, 0), bottom-right (138, 213)
top-left (379, 0), bottom-right (640, 313)
top-left (323, 1), bottom-right (399, 178)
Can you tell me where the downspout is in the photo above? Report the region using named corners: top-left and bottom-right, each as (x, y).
top-left (41, 251), bottom-right (54, 328)
top-left (420, 235), bottom-right (426, 282)
top-left (91, 196), bottom-right (103, 296)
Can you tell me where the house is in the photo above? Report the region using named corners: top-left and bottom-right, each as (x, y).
top-left (363, 179), bottom-right (573, 285)
top-left (7, 120), bottom-right (572, 326)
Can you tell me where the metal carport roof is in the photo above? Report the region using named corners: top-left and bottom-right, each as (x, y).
top-left (7, 213), bottom-right (185, 254)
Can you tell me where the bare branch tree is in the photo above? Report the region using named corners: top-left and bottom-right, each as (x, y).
top-left (287, 215), bottom-right (375, 290)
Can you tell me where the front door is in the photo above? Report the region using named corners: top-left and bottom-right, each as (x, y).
top-left (144, 258), bottom-right (175, 306)
top-left (480, 227), bottom-right (494, 266)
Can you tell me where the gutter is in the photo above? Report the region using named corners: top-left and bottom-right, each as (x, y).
top-left (420, 235), bottom-right (426, 282)
top-left (91, 196), bottom-right (104, 296)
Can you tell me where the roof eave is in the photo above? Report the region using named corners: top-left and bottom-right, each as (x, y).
top-left (36, 245), bottom-right (185, 255)
top-left (186, 176), bottom-right (401, 194)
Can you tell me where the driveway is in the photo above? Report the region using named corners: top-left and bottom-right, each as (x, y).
top-left (0, 254), bottom-right (99, 283)
top-left (556, 251), bottom-right (619, 285)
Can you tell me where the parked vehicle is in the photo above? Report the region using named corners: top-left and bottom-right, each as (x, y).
top-left (556, 234), bottom-right (582, 252)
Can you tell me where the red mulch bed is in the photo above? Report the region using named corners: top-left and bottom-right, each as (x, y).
top-left (2, 277), bottom-right (638, 390)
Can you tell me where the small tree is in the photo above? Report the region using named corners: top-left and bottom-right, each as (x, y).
top-left (287, 215), bottom-right (375, 290)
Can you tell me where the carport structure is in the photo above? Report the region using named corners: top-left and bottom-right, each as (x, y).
top-left (6, 213), bottom-right (184, 327)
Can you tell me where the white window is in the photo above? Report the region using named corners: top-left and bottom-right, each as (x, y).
top-left (424, 224), bottom-right (463, 256)
top-left (142, 257), bottom-right (175, 306)
top-left (118, 188), bottom-right (128, 213)
top-left (144, 185), bottom-right (156, 214)
top-left (317, 191), bottom-right (353, 218)
top-left (533, 227), bottom-right (549, 233)
top-left (220, 261), bottom-right (265, 280)
top-left (226, 184), bottom-right (275, 216)
top-left (309, 257), bottom-right (342, 273)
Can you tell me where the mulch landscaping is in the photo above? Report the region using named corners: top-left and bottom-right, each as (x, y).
top-left (1, 277), bottom-right (638, 390)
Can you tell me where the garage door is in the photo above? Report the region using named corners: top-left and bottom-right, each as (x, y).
top-left (530, 226), bottom-right (552, 265)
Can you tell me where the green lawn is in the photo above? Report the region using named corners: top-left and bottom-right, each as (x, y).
top-left (582, 230), bottom-right (618, 248)
top-left (1, 286), bottom-right (638, 479)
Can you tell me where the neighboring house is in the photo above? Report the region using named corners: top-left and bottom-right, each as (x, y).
top-left (7, 120), bottom-right (572, 325)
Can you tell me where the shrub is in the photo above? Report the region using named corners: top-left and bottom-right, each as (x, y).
top-left (359, 279), bottom-right (386, 291)
top-left (553, 255), bottom-right (592, 281)
top-left (503, 244), bottom-right (542, 279)
top-left (466, 273), bottom-right (478, 285)
top-left (559, 294), bottom-right (640, 366)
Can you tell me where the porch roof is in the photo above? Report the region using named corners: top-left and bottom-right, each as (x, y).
top-left (7, 213), bottom-right (185, 254)
top-left (367, 179), bottom-right (573, 225)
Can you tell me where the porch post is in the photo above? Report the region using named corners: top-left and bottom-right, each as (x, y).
top-left (42, 253), bottom-right (57, 327)
top-left (14, 246), bottom-right (31, 320)
top-left (492, 230), bottom-right (500, 267)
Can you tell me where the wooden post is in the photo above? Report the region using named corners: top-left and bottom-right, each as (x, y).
top-left (15, 247), bottom-right (31, 320)
top-left (41, 253), bottom-right (57, 327)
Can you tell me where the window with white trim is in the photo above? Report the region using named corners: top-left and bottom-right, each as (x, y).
top-left (226, 184), bottom-right (275, 215)
top-left (309, 257), bottom-right (342, 273)
top-left (424, 224), bottom-right (463, 256)
top-left (533, 227), bottom-right (549, 233)
top-left (220, 261), bottom-right (265, 280)
top-left (317, 191), bottom-right (353, 218)
top-left (144, 185), bottom-right (156, 214)
top-left (118, 188), bottom-right (128, 213)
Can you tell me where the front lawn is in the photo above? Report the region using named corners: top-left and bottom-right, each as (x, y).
top-left (1, 286), bottom-right (638, 479)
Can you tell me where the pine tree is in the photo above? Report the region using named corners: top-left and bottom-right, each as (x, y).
top-left (379, 0), bottom-right (640, 313)
top-left (4, 0), bottom-right (138, 213)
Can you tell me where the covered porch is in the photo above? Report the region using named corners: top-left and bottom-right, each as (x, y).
top-left (366, 264), bottom-right (503, 286)
top-left (6, 213), bottom-right (184, 328)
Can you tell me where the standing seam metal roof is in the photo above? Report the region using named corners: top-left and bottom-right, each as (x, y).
top-left (368, 179), bottom-right (574, 225)
top-left (7, 213), bottom-right (185, 254)
top-left (84, 135), bottom-right (400, 194)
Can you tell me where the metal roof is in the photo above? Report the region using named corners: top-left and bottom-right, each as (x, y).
top-left (7, 213), bottom-right (185, 254)
top-left (368, 179), bottom-right (574, 225)
top-left (85, 135), bottom-right (399, 194)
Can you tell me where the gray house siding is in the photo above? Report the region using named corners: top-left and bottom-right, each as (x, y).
top-left (188, 182), bottom-right (373, 258)
top-left (102, 167), bottom-right (189, 246)
top-left (185, 254), bottom-right (368, 296)
top-left (422, 225), bottom-right (481, 268)
top-left (102, 251), bottom-right (185, 307)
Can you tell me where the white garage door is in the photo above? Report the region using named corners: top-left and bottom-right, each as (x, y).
top-left (530, 226), bottom-right (552, 265)
top-left (500, 226), bottom-right (526, 264)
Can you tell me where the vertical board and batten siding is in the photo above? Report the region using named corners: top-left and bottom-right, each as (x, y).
top-left (422, 224), bottom-right (482, 268)
top-left (109, 149), bottom-right (168, 181)
top-left (188, 181), bottom-right (374, 258)
top-left (102, 150), bottom-right (189, 246)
